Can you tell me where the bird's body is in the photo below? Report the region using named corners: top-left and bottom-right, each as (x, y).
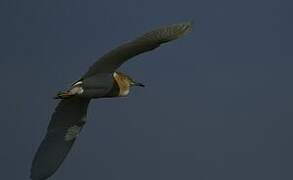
top-left (31, 22), bottom-right (192, 180)
top-left (55, 71), bottom-right (139, 99)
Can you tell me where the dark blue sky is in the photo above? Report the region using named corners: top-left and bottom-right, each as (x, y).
top-left (1, 0), bottom-right (292, 179)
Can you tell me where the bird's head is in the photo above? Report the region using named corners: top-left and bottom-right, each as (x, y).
top-left (113, 72), bottom-right (145, 96)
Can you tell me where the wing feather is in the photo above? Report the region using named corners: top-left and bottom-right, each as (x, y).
top-left (83, 22), bottom-right (192, 77)
top-left (30, 98), bottom-right (90, 180)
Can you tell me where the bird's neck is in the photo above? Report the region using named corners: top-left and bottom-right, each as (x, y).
top-left (113, 72), bottom-right (130, 96)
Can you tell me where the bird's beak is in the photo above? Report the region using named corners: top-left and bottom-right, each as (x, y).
top-left (133, 82), bottom-right (145, 87)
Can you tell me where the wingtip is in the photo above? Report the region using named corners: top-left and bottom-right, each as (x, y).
top-left (170, 21), bottom-right (193, 34)
top-left (172, 21), bottom-right (193, 38)
top-left (181, 20), bottom-right (193, 33)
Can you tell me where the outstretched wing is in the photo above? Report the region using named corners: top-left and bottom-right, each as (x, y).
top-left (82, 22), bottom-right (192, 77)
top-left (30, 98), bottom-right (90, 180)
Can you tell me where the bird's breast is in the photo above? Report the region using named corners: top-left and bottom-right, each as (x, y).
top-left (113, 72), bottom-right (130, 97)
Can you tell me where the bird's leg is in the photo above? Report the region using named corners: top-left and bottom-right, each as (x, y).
top-left (54, 86), bottom-right (84, 99)
top-left (54, 91), bottom-right (72, 99)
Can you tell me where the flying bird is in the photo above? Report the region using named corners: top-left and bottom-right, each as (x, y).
top-left (30, 22), bottom-right (192, 180)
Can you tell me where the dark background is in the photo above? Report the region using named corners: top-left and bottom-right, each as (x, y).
top-left (1, 0), bottom-right (292, 179)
